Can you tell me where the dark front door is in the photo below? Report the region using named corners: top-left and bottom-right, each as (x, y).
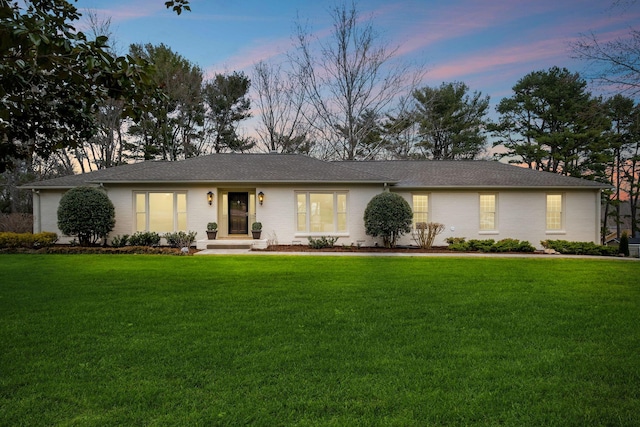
top-left (228, 192), bottom-right (249, 234)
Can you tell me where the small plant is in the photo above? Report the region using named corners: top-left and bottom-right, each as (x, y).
top-left (267, 231), bottom-right (278, 247)
top-left (164, 231), bottom-right (197, 248)
top-left (252, 222), bottom-right (262, 231)
top-left (308, 236), bottom-right (339, 249)
top-left (128, 231), bottom-right (161, 247)
top-left (110, 234), bottom-right (130, 248)
top-left (412, 222), bottom-right (445, 249)
top-left (207, 222), bottom-right (218, 231)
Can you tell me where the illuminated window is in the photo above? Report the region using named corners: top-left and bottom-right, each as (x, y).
top-left (134, 192), bottom-right (187, 233)
top-left (546, 194), bottom-right (563, 230)
top-left (479, 194), bottom-right (497, 231)
top-left (296, 192), bottom-right (348, 233)
top-left (412, 194), bottom-right (429, 228)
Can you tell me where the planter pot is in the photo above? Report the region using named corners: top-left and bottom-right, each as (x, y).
top-left (206, 230), bottom-right (217, 240)
top-left (252, 230), bottom-right (262, 239)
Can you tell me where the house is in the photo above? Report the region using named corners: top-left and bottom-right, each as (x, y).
top-left (23, 153), bottom-right (608, 249)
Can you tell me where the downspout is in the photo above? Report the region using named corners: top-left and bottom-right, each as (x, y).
top-left (596, 189), bottom-right (602, 244)
top-left (32, 189), bottom-right (41, 233)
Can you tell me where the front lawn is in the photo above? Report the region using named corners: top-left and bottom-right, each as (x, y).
top-left (1, 255), bottom-right (638, 426)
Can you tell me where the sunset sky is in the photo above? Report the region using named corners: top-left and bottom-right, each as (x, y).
top-left (75, 0), bottom-right (639, 108)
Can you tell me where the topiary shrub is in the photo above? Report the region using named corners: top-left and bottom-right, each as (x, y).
top-left (364, 192), bottom-right (413, 248)
top-left (57, 186), bottom-right (115, 246)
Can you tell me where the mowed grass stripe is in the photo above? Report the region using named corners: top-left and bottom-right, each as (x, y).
top-left (1, 255), bottom-right (638, 426)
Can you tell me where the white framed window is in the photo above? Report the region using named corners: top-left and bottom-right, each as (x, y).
top-left (134, 192), bottom-right (187, 233)
top-left (546, 194), bottom-right (563, 231)
top-left (479, 193), bottom-right (497, 231)
top-left (412, 194), bottom-right (429, 228)
top-left (296, 191), bottom-right (348, 234)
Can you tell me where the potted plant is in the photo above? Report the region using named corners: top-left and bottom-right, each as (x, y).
top-left (206, 222), bottom-right (218, 240)
top-left (251, 222), bottom-right (262, 239)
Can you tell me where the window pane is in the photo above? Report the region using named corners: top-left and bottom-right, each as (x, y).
top-left (296, 194), bottom-right (307, 232)
top-left (310, 193), bottom-right (333, 232)
top-left (337, 194), bottom-right (347, 232)
top-left (479, 194), bottom-right (496, 230)
top-left (135, 193), bottom-right (146, 232)
top-left (176, 193), bottom-right (187, 231)
top-left (149, 193), bottom-right (174, 232)
top-left (546, 195), bottom-right (562, 230)
top-left (412, 195), bottom-right (428, 227)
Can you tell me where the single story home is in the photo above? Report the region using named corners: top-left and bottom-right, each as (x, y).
top-left (23, 153), bottom-right (608, 249)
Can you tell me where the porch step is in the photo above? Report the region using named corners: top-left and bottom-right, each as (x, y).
top-left (206, 243), bottom-right (252, 250)
top-left (196, 238), bottom-right (268, 250)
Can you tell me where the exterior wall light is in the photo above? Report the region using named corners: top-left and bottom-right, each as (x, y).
top-left (207, 191), bottom-right (214, 206)
top-left (258, 191), bottom-right (265, 205)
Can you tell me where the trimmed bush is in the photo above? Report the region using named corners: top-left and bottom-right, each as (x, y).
top-left (110, 234), bottom-right (130, 248)
top-left (164, 231), bottom-right (197, 248)
top-left (364, 192), bottom-right (413, 248)
top-left (541, 240), bottom-right (617, 256)
top-left (0, 232), bottom-right (58, 248)
top-left (447, 237), bottom-right (535, 253)
top-left (57, 186), bottom-right (115, 246)
top-left (128, 231), bottom-right (161, 247)
top-left (308, 236), bottom-right (339, 249)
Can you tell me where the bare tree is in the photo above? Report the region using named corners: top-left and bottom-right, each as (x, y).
top-left (290, 1), bottom-right (420, 160)
top-left (572, 1), bottom-right (640, 96)
top-left (252, 61), bottom-right (314, 154)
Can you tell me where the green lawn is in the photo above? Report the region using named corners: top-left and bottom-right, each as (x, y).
top-left (1, 255), bottom-right (638, 426)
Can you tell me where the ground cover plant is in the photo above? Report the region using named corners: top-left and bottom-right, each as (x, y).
top-left (1, 255), bottom-right (638, 426)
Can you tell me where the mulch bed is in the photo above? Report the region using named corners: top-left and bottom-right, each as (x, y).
top-left (257, 245), bottom-right (459, 253)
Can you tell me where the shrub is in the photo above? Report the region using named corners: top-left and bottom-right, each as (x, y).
top-left (164, 231), bottom-right (197, 248)
top-left (308, 236), bottom-right (339, 249)
top-left (57, 186), bottom-right (115, 246)
top-left (412, 222), bottom-right (445, 249)
top-left (0, 232), bottom-right (57, 248)
top-left (445, 237), bottom-right (466, 245)
top-left (467, 239), bottom-right (495, 252)
top-left (619, 232), bottom-right (630, 257)
top-left (252, 222), bottom-right (262, 231)
top-left (447, 237), bottom-right (535, 253)
top-left (207, 222), bottom-right (218, 231)
top-left (110, 234), bottom-right (129, 248)
top-left (541, 240), bottom-right (617, 256)
top-left (128, 231), bottom-right (161, 247)
top-left (364, 192), bottom-right (413, 248)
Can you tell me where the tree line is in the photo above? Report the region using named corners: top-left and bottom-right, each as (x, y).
top-left (1, 0), bottom-right (638, 238)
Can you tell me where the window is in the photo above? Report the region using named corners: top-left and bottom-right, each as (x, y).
top-left (134, 192), bottom-right (187, 232)
top-left (412, 194), bottom-right (429, 228)
top-left (479, 194), bottom-right (497, 231)
top-left (546, 194), bottom-right (563, 230)
top-left (296, 192), bottom-right (347, 233)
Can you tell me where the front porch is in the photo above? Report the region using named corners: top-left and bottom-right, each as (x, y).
top-left (196, 237), bottom-right (268, 251)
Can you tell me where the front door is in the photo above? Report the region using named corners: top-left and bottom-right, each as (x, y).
top-left (228, 192), bottom-right (249, 234)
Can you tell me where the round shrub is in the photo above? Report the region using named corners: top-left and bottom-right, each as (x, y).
top-left (57, 186), bottom-right (115, 246)
top-left (364, 192), bottom-right (413, 248)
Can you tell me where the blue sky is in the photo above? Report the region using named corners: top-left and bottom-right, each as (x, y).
top-left (76, 0), bottom-right (639, 106)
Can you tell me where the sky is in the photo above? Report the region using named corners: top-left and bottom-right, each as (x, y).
top-left (74, 0), bottom-right (638, 110)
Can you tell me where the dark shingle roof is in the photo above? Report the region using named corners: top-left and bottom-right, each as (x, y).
top-left (23, 154), bottom-right (392, 188)
top-left (341, 160), bottom-right (608, 189)
top-left (23, 154), bottom-right (608, 189)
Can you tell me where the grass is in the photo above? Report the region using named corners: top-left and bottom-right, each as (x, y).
top-left (0, 254), bottom-right (639, 426)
